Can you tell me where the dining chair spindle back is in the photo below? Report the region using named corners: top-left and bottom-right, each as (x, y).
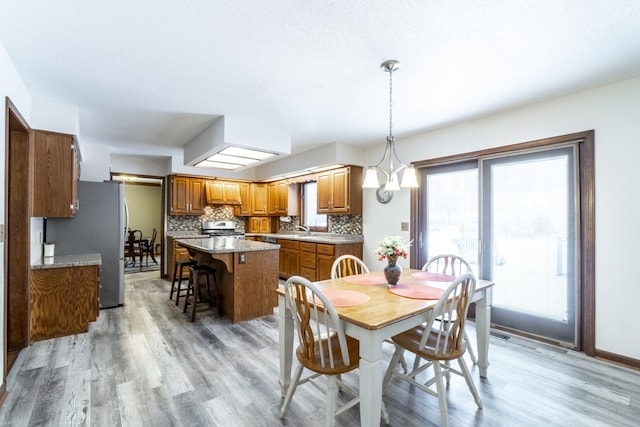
top-left (280, 276), bottom-right (389, 426)
top-left (383, 273), bottom-right (482, 427)
top-left (330, 254), bottom-right (369, 279)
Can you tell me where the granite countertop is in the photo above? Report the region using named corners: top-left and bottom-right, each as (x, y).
top-left (166, 231), bottom-right (208, 238)
top-left (176, 237), bottom-right (280, 254)
top-left (32, 253), bottom-right (102, 269)
top-left (247, 232), bottom-right (364, 244)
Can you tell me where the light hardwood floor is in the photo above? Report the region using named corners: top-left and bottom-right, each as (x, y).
top-left (1, 272), bottom-right (638, 426)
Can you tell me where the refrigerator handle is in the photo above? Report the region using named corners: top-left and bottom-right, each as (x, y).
top-left (124, 197), bottom-right (129, 236)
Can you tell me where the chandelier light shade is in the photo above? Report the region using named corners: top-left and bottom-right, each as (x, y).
top-left (362, 60), bottom-right (419, 191)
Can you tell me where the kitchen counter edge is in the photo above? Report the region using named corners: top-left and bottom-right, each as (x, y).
top-left (176, 237), bottom-right (280, 254)
top-left (246, 233), bottom-right (364, 244)
top-left (32, 253), bottom-right (103, 269)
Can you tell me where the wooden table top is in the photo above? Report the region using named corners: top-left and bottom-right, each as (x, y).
top-left (276, 269), bottom-right (494, 330)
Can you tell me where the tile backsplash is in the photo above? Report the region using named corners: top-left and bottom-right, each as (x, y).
top-left (168, 206), bottom-right (362, 235)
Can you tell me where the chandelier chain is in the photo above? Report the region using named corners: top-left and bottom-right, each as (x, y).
top-left (388, 66), bottom-right (394, 140)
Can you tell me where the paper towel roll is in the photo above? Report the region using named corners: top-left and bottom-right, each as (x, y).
top-left (43, 243), bottom-right (55, 257)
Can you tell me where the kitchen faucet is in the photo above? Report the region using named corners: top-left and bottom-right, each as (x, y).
top-left (294, 225), bottom-right (311, 236)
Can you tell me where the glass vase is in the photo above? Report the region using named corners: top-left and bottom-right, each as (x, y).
top-left (384, 254), bottom-right (402, 286)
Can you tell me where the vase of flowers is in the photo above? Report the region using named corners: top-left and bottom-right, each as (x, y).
top-left (375, 235), bottom-right (411, 286)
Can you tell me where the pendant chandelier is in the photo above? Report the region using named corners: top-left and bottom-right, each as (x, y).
top-left (362, 60), bottom-right (419, 191)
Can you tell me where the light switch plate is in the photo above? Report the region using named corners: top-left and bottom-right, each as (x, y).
top-left (0, 224), bottom-right (4, 242)
top-left (401, 222), bottom-right (409, 231)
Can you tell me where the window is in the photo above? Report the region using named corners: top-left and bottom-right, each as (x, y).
top-left (301, 181), bottom-right (327, 231)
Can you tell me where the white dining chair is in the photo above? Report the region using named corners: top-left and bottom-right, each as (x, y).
top-left (422, 254), bottom-right (477, 365)
top-left (280, 276), bottom-right (389, 426)
top-left (383, 273), bottom-right (482, 427)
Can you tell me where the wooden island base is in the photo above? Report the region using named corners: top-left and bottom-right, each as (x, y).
top-left (187, 247), bottom-right (279, 323)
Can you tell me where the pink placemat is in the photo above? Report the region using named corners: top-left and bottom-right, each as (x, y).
top-left (411, 271), bottom-right (457, 282)
top-left (342, 274), bottom-right (388, 286)
top-left (317, 289), bottom-right (371, 307)
top-left (389, 284), bottom-right (445, 300)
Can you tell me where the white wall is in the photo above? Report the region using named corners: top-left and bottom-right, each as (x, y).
top-left (362, 76), bottom-right (640, 361)
top-left (0, 41), bottom-right (32, 389)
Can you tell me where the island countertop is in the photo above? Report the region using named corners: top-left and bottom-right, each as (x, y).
top-left (175, 237), bottom-right (280, 253)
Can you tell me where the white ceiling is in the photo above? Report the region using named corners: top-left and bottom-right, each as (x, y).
top-left (2, 1), bottom-right (640, 167)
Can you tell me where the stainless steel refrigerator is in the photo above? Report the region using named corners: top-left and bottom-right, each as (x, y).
top-left (46, 180), bottom-right (126, 308)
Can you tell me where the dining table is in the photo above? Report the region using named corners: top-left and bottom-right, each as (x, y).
top-left (276, 268), bottom-right (494, 427)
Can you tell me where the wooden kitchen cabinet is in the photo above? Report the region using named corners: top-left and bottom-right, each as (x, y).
top-left (30, 265), bottom-right (100, 341)
top-left (32, 130), bottom-right (80, 217)
top-left (250, 183), bottom-right (268, 215)
top-left (277, 239), bottom-right (362, 281)
top-left (169, 175), bottom-right (205, 215)
top-left (238, 182), bottom-right (252, 216)
top-left (268, 181), bottom-right (288, 215)
top-left (205, 180), bottom-right (241, 205)
top-left (299, 242), bottom-right (317, 281)
top-left (317, 166), bottom-right (363, 215)
top-left (247, 216), bottom-right (277, 233)
top-left (279, 239), bottom-right (300, 278)
top-left (167, 236), bottom-right (195, 282)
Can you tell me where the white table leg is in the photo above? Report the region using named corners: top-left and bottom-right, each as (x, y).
top-left (474, 288), bottom-right (492, 378)
top-left (278, 295), bottom-right (294, 397)
top-left (357, 334), bottom-right (384, 427)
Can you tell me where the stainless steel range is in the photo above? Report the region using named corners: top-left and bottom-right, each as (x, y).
top-left (201, 220), bottom-right (245, 238)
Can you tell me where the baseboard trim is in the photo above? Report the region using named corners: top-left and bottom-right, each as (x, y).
top-left (594, 349), bottom-right (640, 371)
top-left (0, 382), bottom-right (7, 409)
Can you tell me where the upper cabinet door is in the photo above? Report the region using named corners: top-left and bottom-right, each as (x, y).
top-left (32, 130), bottom-right (79, 218)
top-left (251, 183), bottom-right (268, 215)
top-left (316, 166), bottom-right (362, 215)
top-left (169, 176), bottom-right (204, 215)
top-left (238, 182), bottom-right (252, 216)
top-left (205, 180), bottom-right (241, 205)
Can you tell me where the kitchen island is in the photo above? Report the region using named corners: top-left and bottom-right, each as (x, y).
top-left (176, 237), bottom-right (280, 323)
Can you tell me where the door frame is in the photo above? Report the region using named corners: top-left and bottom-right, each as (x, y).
top-left (4, 97), bottom-right (33, 384)
top-left (110, 172), bottom-right (166, 277)
top-left (410, 130), bottom-right (595, 355)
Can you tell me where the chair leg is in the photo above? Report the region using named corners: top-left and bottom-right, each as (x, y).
top-left (457, 357), bottom-right (483, 409)
top-left (191, 278), bottom-right (199, 322)
top-left (175, 269), bottom-right (186, 306)
top-left (169, 263), bottom-right (179, 300)
top-left (280, 364), bottom-right (304, 418)
top-left (183, 271), bottom-right (194, 314)
top-left (463, 329), bottom-right (477, 364)
top-left (325, 375), bottom-right (338, 427)
top-left (433, 361), bottom-right (450, 427)
top-left (383, 346), bottom-right (404, 388)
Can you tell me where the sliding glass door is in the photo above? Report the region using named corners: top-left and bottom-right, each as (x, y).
top-left (482, 146), bottom-right (577, 343)
top-left (419, 145), bottom-right (579, 345)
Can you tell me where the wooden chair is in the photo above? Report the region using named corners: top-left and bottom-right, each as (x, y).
top-left (330, 254), bottom-right (369, 279)
top-left (422, 254), bottom-right (477, 364)
top-left (383, 273), bottom-right (482, 427)
top-left (422, 253), bottom-right (472, 277)
top-left (280, 276), bottom-right (389, 426)
top-left (140, 228), bottom-right (158, 267)
top-left (125, 229), bottom-right (143, 268)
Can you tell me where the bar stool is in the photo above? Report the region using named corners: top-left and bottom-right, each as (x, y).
top-left (170, 258), bottom-right (197, 306)
top-left (183, 264), bottom-right (218, 322)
